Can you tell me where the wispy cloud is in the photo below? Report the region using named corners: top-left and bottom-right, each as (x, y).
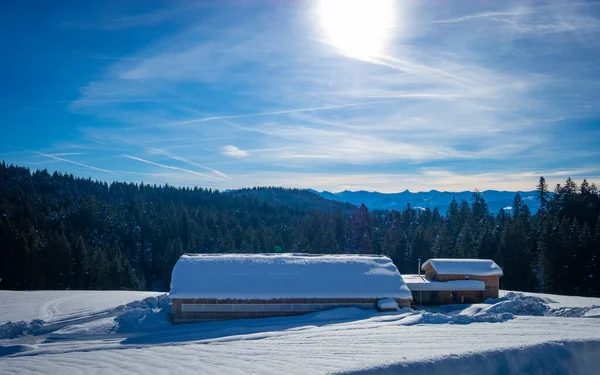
top-left (122, 155), bottom-right (226, 181)
top-left (14, 0), bottom-right (595, 192)
top-left (243, 125), bottom-right (471, 163)
top-left (229, 169), bottom-right (600, 193)
top-left (62, 3), bottom-right (206, 30)
top-left (31, 151), bottom-right (119, 175)
top-left (430, 2), bottom-right (600, 36)
top-left (222, 145), bottom-right (248, 158)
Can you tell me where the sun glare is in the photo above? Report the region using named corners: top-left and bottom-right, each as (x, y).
top-left (317, 0), bottom-right (396, 60)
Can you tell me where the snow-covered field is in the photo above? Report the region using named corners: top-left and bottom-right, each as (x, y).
top-left (1, 290), bottom-right (600, 374)
top-left (0, 291), bottom-right (162, 324)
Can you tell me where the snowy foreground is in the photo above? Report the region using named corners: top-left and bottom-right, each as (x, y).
top-left (1, 291), bottom-right (600, 374)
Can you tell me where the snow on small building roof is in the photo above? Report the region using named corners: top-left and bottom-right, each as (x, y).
top-left (421, 259), bottom-right (503, 276)
top-left (169, 253), bottom-right (412, 300)
top-left (402, 274), bottom-right (485, 291)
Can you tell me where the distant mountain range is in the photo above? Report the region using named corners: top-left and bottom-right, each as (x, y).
top-left (310, 189), bottom-right (542, 214)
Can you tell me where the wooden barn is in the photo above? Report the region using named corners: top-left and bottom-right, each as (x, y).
top-left (403, 274), bottom-right (486, 305)
top-left (403, 258), bottom-right (503, 305)
top-left (169, 253), bottom-right (413, 324)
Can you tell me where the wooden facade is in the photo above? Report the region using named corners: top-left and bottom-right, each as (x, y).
top-left (423, 263), bottom-right (500, 300)
top-left (171, 297), bottom-right (411, 324)
top-left (411, 290), bottom-right (485, 305)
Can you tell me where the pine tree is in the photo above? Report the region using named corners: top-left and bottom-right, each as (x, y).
top-left (512, 193), bottom-right (523, 217)
top-left (578, 223), bottom-right (593, 294)
top-left (475, 223), bottom-right (496, 260)
top-left (47, 231), bottom-right (74, 289)
top-left (432, 224), bottom-right (453, 258)
top-left (564, 177), bottom-right (578, 197)
top-left (72, 236), bottom-right (90, 289)
top-left (351, 204), bottom-right (372, 252)
top-left (536, 176), bottom-right (551, 211)
top-left (589, 215), bottom-right (600, 295)
top-left (456, 224), bottom-right (476, 258)
top-left (471, 191), bottom-right (489, 225)
top-left (459, 200), bottom-right (471, 227)
top-left (564, 219), bottom-right (582, 294)
top-left (536, 224), bottom-right (551, 293)
top-left (408, 228), bottom-right (432, 269)
top-left (447, 198), bottom-right (461, 237)
top-left (580, 179), bottom-right (591, 197)
top-left (358, 232), bottom-right (374, 254)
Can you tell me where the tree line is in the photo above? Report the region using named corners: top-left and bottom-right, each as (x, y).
top-left (0, 162), bottom-right (599, 297)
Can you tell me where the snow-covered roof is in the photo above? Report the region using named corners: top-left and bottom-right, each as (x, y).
top-left (402, 274), bottom-right (485, 291)
top-left (169, 253), bottom-right (412, 300)
top-left (421, 259), bottom-right (503, 276)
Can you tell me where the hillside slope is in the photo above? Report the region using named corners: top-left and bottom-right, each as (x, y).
top-left (314, 189), bottom-right (541, 213)
top-left (227, 187), bottom-right (357, 214)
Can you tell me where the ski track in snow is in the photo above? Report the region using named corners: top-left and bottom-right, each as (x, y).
top-left (1, 290), bottom-right (600, 374)
top-left (0, 291), bottom-right (162, 324)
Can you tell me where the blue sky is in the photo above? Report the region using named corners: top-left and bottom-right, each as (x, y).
top-left (2, 0), bottom-right (599, 192)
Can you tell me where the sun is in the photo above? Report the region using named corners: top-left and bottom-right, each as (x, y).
top-left (316, 0), bottom-right (396, 61)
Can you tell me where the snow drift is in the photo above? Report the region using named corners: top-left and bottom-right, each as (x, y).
top-left (338, 340), bottom-right (600, 375)
top-left (0, 319), bottom-right (44, 340)
top-left (377, 298), bottom-right (399, 311)
top-left (113, 294), bottom-right (170, 333)
top-left (460, 292), bottom-right (600, 318)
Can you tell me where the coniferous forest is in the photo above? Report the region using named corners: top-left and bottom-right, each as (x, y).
top-left (1, 162), bottom-right (599, 297)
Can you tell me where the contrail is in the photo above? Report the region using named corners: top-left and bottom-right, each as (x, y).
top-left (172, 99), bottom-right (402, 125)
top-left (123, 155), bottom-right (225, 181)
top-left (430, 11), bottom-right (521, 24)
top-left (33, 152), bottom-right (86, 157)
top-left (431, 2), bottom-right (600, 25)
top-left (31, 151), bottom-right (119, 175)
top-left (71, 134), bottom-right (108, 145)
top-left (148, 148), bottom-right (231, 180)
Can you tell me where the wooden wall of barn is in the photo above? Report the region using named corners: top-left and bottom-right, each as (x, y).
top-left (171, 297), bottom-right (411, 324)
top-left (411, 290), bottom-right (485, 305)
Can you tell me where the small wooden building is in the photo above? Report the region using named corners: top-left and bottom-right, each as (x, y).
top-left (403, 258), bottom-right (503, 305)
top-left (169, 253), bottom-right (413, 324)
top-left (403, 274), bottom-right (486, 305)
